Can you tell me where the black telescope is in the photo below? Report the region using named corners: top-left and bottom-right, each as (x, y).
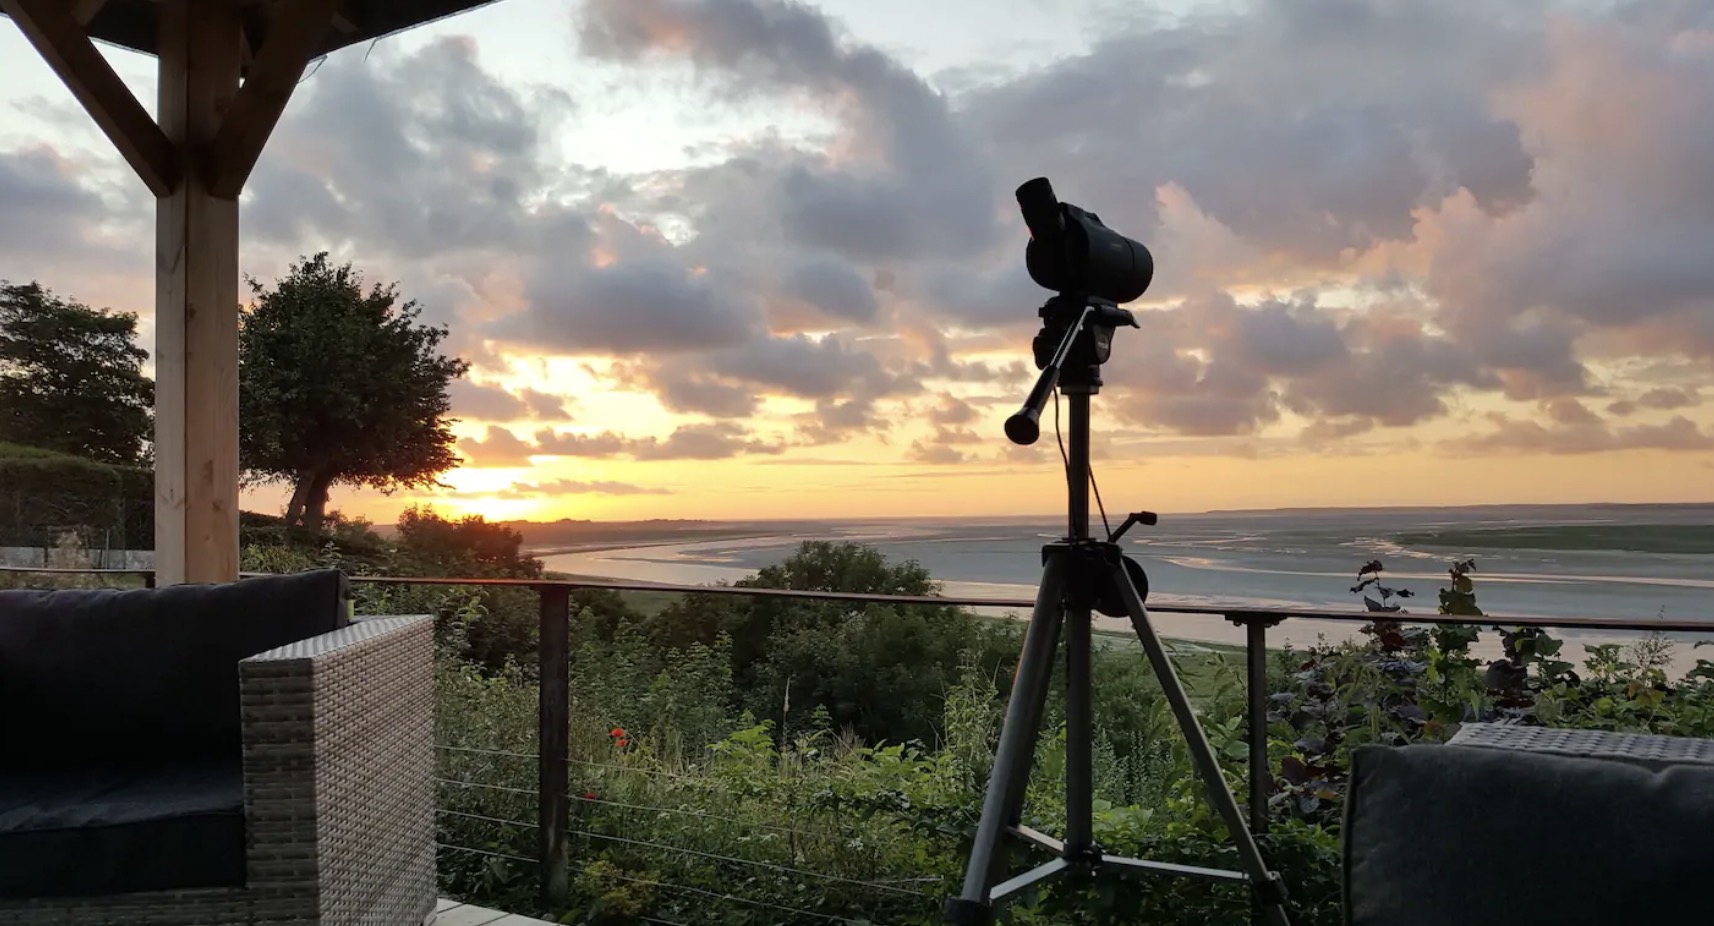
top-left (1016, 177), bottom-right (1153, 304)
top-left (1004, 177), bottom-right (1149, 445)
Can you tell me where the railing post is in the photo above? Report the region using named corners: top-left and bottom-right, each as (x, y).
top-left (1245, 620), bottom-right (1270, 835)
top-left (537, 585), bottom-right (571, 909)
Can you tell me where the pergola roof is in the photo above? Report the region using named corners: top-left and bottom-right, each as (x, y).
top-left (32, 0), bottom-right (498, 62)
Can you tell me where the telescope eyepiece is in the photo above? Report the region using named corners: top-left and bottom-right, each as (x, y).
top-left (1016, 178), bottom-right (1063, 244)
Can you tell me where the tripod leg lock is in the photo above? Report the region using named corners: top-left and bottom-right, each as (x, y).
top-left (1065, 840), bottom-right (1104, 869)
top-left (1258, 870), bottom-right (1290, 907)
top-left (943, 898), bottom-right (996, 926)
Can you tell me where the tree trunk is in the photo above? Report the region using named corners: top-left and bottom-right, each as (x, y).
top-left (284, 470), bottom-right (315, 526)
top-left (302, 472), bottom-right (336, 534)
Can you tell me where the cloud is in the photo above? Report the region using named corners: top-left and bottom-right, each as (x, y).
top-left (908, 441), bottom-right (966, 465)
top-left (503, 479), bottom-right (670, 497)
top-left (632, 421), bottom-right (786, 459)
top-left (609, 331), bottom-right (920, 436)
top-left (0, 144), bottom-right (146, 294)
top-left (1639, 386), bottom-right (1701, 410)
top-left (961, 0), bottom-right (1542, 265)
top-left (449, 379), bottom-right (576, 422)
top-left (0, 146), bottom-right (102, 255)
top-left (11, 0), bottom-right (1714, 480)
top-left (578, 0), bottom-right (999, 262)
top-left (1098, 293), bottom-right (1496, 438)
top-left (927, 393), bottom-right (979, 426)
top-left (459, 419), bottom-right (785, 465)
top-left (1413, 11), bottom-right (1714, 367)
top-left (458, 425), bottom-right (538, 467)
top-left (247, 36), bottom-right (577, 262)
top-left (1453, 413), bottom-right (1714, 456)
top-left (532, 421), bottom-right (785, 460)
top-left (504, 251), bottom-right (765, 354)
top-left (778, 253), bottom-right (880, 324)
top-left (1608, 384), bottom-right (1701, 417)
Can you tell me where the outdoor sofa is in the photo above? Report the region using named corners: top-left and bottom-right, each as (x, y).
top-left (1343, 722), bottom-right (1714, 926)
top-left (0, 569), bottom-right (437, 925)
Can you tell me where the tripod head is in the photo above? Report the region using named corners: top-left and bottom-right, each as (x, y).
top-left (1004, 297), bottom-right (1137, 445)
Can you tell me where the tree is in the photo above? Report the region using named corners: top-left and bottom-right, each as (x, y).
top-left (394, 505), bottom-right (543, 579)
top-left (0, 281), bottom-right (153, 465)
top-left (725, 541), bottom-right (984, 743)
top-left (239, 253), bottom-right (469, 531)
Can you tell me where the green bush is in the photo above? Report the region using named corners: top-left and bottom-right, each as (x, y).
top-left (0, 442), bottom-right (151, 548)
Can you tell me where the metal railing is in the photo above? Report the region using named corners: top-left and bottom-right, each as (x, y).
top-left (5, 563), bottom-right (1712, 915)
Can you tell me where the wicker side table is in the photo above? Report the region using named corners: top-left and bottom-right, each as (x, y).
top-left (1448, 722), bottom-right (1714, 771)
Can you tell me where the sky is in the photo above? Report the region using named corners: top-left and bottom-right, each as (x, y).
top-left (2, 0), bottom-right (1712, 523)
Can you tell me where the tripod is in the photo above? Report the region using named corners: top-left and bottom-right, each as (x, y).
top-left (944, 294), bottom-right (1291, 926)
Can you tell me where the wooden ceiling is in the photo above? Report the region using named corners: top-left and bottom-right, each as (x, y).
top-left (5, 0), bottom-right (501, 62)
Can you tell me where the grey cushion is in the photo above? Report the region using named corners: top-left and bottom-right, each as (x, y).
top-left (1345, 743), bottom-right (1714, 926)
top-left (0, 760), bottom-right (245, 896)
top-left (0, 569), bottom-right (348, 763)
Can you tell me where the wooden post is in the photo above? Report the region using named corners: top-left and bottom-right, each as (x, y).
top-left (154, 0), bottom-right (241, 585)
top-left (8, 0), bottom-right (338, 585)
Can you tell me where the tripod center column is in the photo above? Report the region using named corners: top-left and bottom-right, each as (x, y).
top-left (1063, 389), bottom-right (1093, 542)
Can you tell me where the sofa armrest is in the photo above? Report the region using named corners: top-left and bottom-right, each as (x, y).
top-left (239, 615), bottom-right (437, 925)
top-left (1448, 721), bottom-right (1714, 770)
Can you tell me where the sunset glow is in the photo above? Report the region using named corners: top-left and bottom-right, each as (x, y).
top-left (4, 0), bottom-right (1711, 525)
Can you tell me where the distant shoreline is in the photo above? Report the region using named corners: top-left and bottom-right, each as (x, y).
top-left (521, 513), bottom-right (1714, 559)
top-left (527, 531), bottom-right (785, 557)
top-left (1399, 524), bottom-right (1714, 555)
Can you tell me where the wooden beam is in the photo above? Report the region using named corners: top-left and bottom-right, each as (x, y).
top-left (331, 8), bottom-right (358, 33)
top-left (0, 0), bottom-right (178, 196)
top-left (205, 0), bottom-right (338, 198)
top-left (71, 0), bottom-right (107, 26)
top-left (155, 0), bottom-right (242, 585)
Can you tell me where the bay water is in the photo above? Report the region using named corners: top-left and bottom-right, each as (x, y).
top-left (541, 504), bottom-right (1714, 673)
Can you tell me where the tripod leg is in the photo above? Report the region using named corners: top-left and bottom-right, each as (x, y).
top-left (1108, 561), bottom-right (1292, 926)
top-left (1063, 601), bottom-right (1094, 854)
top-left (952, 553), bottom-right (1069, 911)
top-left (993, 570), bottom-right (1064, 868)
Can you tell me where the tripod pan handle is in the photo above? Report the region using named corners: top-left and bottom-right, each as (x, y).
top-left (1005, 408), bottom-right (1041, 445)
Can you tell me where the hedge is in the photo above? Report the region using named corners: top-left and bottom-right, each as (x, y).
top-left (0, 443), bottom-right (152, 548)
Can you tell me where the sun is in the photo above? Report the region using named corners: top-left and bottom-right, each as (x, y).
top-left (440, 497), bottom-right (544, 523)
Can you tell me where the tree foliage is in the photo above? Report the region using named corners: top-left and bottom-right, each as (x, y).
top-left (239, 253), bottom-right (469, 531)
top-left (0, 281), bottom-right (153, 465)
top-left (394, 505), bottom-right (543, 579)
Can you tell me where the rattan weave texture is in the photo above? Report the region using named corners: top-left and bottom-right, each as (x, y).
top-left (1449, 722), bottom-right (1714, 770)
top-left (1, 614), bottom-right (437, 926)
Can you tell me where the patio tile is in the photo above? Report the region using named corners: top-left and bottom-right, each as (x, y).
top-left (434, 903), bottom-right (513, 926)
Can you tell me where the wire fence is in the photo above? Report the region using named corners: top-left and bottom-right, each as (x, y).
top-left (0, 491), bottom-right (152, 569)
top-left (7, 563), bottom-right (1713, 926)
top-left (433, 738), bottom-right (946, 923)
